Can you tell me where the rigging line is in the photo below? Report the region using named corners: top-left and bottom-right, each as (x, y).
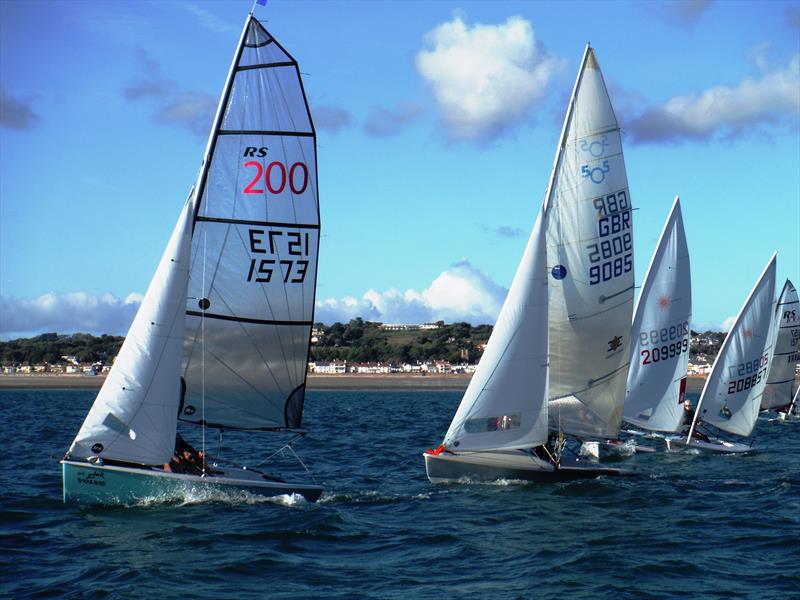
top-left (202, 225), bottom-right (207, 474)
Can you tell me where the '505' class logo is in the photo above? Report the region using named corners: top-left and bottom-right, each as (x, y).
top-left (579, 135), bottom-right (609, 157)
top-left (581, 160), bottom-right (610, 184)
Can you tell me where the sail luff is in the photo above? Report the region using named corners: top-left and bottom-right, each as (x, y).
top-left (690, 253), bottom-right (777, 439)
top-left (543, 44), bottom-right (591, 214)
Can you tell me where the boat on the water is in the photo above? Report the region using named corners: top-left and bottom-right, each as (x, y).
top-left (62, 12), bottom-right (323, 504)
top-left (760, 279), bottom-right (799, 418)
top-left (667, 255), bottom-right (777, 454)
top-left (424, 45), bottom-right (635, 483)
top-left (589, 197), bottom-right (692, 458)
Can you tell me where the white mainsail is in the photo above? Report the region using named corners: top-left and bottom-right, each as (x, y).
top-left (68, 197), bottom-right (193, 465)
top-left (443, 210), bottom-right (549, 452)
top-left (181, 16), bottom-right (319, 431)
top-left (545, 46), bottom-right (634, 439)
top-left (690, 254), bottom-right (777, 438)
top-left (761, 279), bottom-right (799, 409)
top-left (624, 197), bottom-right (691, 432)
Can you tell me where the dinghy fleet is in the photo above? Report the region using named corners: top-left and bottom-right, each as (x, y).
top-left (60, 12), bottom-right (798, 505)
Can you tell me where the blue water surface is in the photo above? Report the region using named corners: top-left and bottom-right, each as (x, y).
top-left (0, 389), bottom-right (798, 599)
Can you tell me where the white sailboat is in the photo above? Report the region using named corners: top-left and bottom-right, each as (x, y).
top-left (667, 254), bottom-right (777, 454)
top-left (424, 45), bottom-right (635, 482)
top-left (761, 279), bottom-right (799, 416)
top-left (62, 13), bottom-right (323, 504)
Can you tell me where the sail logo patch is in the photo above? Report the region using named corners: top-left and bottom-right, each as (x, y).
top-left (607, 336), bottom-right (623, 353)
top-left (580, 135), bottom-right (609, 157)
top-left (551, 265), bottom-right (567, 280)
top-left (581, 160), bottom-right (610, 184)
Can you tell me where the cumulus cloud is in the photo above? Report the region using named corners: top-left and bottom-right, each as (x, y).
top-left (484, 225), bottom-right (525, 239)
top-left (315, 260), bottom-right (506, 325)
top-left (364, 102), bottom-right (424, 137)
top-left (416, 16), bottom-right (563, 141)
top-left (626, 54), bottom-right (800, 144)
top-left (152, 91), bottom-right (217, 137)
top-left (313, 105), bottom-right (353, 133)
top-left (0, 292), bottom-right (141, 339)
top-left (122, 48), bottom-right (171, 100)
top-left (0, 85), bottom-right (39, 130)
top-left (649, 0), bottom-right (713, 25)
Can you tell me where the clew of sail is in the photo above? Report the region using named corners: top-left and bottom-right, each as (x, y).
top-left (692, 254), bottom-right (777, 437)
top-left (181, 16), bottom-right (319, 431)
top-left (68, 197), bottom-right (194, 465)
top-left (443, 209), bottom-right (549, 452)
top-left (761, 279), bottom-right (800, 409)
top-left (545, 46), bottom-right (634, 439)
top-left (624, 197), bottom-right (691, 432)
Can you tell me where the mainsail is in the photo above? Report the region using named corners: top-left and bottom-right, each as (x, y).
top-left (181, 16), bottom-right (319, 431)
top-left (545, 46), bottom-right (634, 439)
top-left (624, 197), bottom-right (691, 432)
top-left (68, 197), bottom-right (194, 465)
top-left (761, 279), bottom-right (799, 409)
top-left (690, 254), bottom-right (777, 438)
top-left (443, 210), bottom-right (549, 452)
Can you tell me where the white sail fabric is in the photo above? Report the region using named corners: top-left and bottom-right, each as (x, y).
top-left (182, 16), bottom-right (318, 430)
top-left (762, 280), bottom-right (799, 409)
top-left (624, 198), bottom-right (691, 432)
top-left (694, 254), bottom-right (777, 437)
top-left (443, 210), bottom-right (549, 452)
top-left (69, 199), bottom-right (193, 465)
top-left (545, 47), bottom-right (634, 438)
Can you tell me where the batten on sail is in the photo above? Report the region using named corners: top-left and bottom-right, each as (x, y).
top-left (68, 197), bottom-right (194, 465)
top-left (761, 279), bottom-right (800, 409)
top-left (181, 17), bottom-right (319, 431)
top-left (624, 197), bottom-right (691, 432)
top-left (443, 210), bottom-right (549, 452)
top-left (690, 254), bottom-right (777, 438)
top-left (545, 46), bottom-right (634, 439)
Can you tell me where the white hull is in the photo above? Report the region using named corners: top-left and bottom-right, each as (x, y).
top-left (423, 450), bottom-right (634, 483)
top-left (664, 437), bottom-right (754, 455)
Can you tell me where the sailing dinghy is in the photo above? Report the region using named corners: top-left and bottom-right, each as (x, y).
top-left (62, 14), bottom-right (323, 504)
top-left (584, 197), bottom-right (692, 459)
top-left (761, 279), bottom-right (799, 418)
top-left (667, 254), bottom-right (777, 454)
top-left (424, 46), bottom-right (635, 482)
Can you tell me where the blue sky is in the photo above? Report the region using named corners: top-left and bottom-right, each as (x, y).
top-left (1, 0), bottom-right (798, 338)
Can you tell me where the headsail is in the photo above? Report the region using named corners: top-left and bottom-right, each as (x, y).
top-left (68, 197), bottom-right (194, 465)
top-left (181, 16), bottom-right (319, 431)
top-left (443, 210), bottom-right (549, 452)
top-left (690, 254), bottom-right (777, 438)
top-left (624, 197), bottom-right (691, 432)
top-left (761, 279), bottom-right (799, 409)
top-left (545, 46), bottom-right (634, 438)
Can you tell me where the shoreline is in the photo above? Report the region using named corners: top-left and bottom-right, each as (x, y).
top-left (0, 373), bottom-right (710, 392)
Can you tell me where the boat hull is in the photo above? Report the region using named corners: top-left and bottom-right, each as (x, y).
top-left (664, 437), bottom-right (754, 454)
top-left (62, 460), bottom-right (323, 505)
top-left (423, 450), bottom-right (634, 483)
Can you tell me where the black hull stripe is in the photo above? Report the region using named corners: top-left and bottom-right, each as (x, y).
top-left (186, 310), bottom-right (312, 326)
top-left (237, 61), bottom-right (295, 71)
top-left (195, 216), bottom-right (319, 229)
top-left (218, 130), bottom-right (314, 137)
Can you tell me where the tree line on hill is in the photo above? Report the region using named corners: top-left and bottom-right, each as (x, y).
top-left (0, 326), bottom-right (726, 367)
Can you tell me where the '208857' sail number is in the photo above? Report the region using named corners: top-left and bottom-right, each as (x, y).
top-left (726, 351), bottom-right (769, 394)
top-left (585, 190), bottom-right (632, 285)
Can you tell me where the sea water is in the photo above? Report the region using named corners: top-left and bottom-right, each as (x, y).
top-left (1, 389), bottom-right (798, 598)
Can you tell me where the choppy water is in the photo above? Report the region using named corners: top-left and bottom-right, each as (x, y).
top-left (1, 389), bottom-right (798, 599)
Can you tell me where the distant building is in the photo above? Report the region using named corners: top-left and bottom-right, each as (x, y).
top-left (312, 361), bottom-right (347, 374)
top-left (380, 324), bottom-right (420, 332)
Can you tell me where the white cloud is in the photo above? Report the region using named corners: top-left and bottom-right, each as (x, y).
top-left (0, 292), bottom-right (141, 340)
top-left (315, 260), bottom-right (507, 325)
top-left (416, 16), bottom-right (563, 141)
top-left (627, 54), bottom-right (800, 143)
top-left (720, 315), bottom-right (737, 332)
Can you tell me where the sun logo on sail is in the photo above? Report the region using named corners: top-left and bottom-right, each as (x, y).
top-left (657, 295), bottom-right (670, 310)
top-left (743, 328), bottom-right (753, 339)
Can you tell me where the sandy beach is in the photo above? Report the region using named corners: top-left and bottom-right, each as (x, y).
top-left (0, 373), bottom-right (710, 392)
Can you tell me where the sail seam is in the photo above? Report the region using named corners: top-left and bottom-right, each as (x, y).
top-left (218, 130), bottom-right (314, 137)
top-left (236, 61), bottom-right (296, 71)
top-left (195, 216), bottom-right (319, 229)
top-left (186, 310), bottom-right (312, 326)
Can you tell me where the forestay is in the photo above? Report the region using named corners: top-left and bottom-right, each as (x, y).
top-left (624, 197), bottom-right (691, 432)
top-left (181, 16), bottom-right (319, 431)
top-left (692, 254), bottom-right (777, 437)
top-left (68, 198), bottom-right (194, 465)
top-left (545, 47), bottom-right (634, 439)
top-left (761, 280), bottom-right (799, 409)
top-left (443, 210), bottom-right (549, 452)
